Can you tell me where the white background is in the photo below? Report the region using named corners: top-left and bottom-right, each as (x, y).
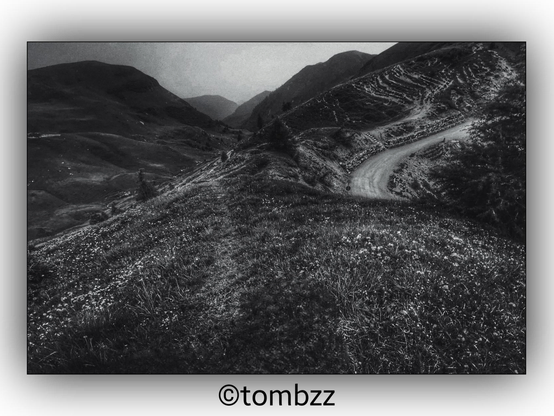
top-left (2, 1), bottom-right (551, 414)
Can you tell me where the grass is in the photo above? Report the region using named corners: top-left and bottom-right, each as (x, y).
top-left (27, 175), bottom-right (525, 374)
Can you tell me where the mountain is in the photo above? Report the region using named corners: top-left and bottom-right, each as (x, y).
top-left (242, 50), bottom-right (375, 131)
top-left (28, 60), bottom-right (216, 135)
top-left (27, 61), bottom-right (236, 239)
top-left (223, 90), bottom-right (272, 128)
top-left (184, 94), bottom-right (238, 121)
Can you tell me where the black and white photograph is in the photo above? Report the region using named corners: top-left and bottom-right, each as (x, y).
top-left (26, 41), bottom-right (526, 374)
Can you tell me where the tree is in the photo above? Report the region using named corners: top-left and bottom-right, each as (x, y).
top-left (431, 81), bottom-right (525, 240)
top-left (257, 114), bottom-right (264, 130)
top-left (136, 169), bottom-right (158, 202)
top-left (282, 101), bottom-right (292, 112)
top-left (266, 118), bottom-right (295, 155)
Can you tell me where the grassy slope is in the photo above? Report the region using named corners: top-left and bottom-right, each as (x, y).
top-left (27, 61), bottom-right (242, 239)
top-left (28, 175), bottom-right (525, 374)
top-left (27, 132), bottom-right (196, 239)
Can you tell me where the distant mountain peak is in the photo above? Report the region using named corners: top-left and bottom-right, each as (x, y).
top-left (223, 90), bottom-right (272, 128)
top-left (184, 95), bottom-right (238, 120)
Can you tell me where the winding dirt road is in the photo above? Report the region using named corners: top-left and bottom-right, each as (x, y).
top-left (350, 121), bottom-right (473, 200)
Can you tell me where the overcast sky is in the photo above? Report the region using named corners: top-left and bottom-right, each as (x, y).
top-left (27, 42), bottom-right (395, 103)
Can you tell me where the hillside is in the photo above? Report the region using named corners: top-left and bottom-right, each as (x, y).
top-left (242, 50), bottom-right (375, 131)
top-left (28, 60), bottom-right (216, 135)
top-left (27, 61), bottom-right (238, 239)
top-left (282, 43), bottom-right (514, 131)
top-left (357, 42), bottom-right (452, 77)
top-left (223, 90), bottom-right (272, 128)
top-left (184, 94), bottom-right (238, 121)
top-left (357, 42), bottom-right (523, 77)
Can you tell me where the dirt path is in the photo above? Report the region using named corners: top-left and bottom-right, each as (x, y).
top-left (350, 120), bottom-right (473, 200)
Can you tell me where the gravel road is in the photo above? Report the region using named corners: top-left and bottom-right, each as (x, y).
top-left (350, 121), bottom-right (472, 199)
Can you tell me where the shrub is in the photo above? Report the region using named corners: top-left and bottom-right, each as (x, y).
top-left (90, 211), bottom-right (109, 224)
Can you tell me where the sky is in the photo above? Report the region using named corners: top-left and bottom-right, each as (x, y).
top-left (27, 42), bottom-right (395, 104)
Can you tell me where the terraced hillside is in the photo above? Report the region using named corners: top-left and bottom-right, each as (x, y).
top-left (284, 43), bottom-right (516, 131)
top-left (356, 42), bottom-right (454, 77)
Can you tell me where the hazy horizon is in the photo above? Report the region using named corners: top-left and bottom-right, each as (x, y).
top-left (27, 42), bottom-right (395, 103)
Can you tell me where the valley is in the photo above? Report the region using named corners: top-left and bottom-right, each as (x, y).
top-left (27, 42), bottom-right (526, 374)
